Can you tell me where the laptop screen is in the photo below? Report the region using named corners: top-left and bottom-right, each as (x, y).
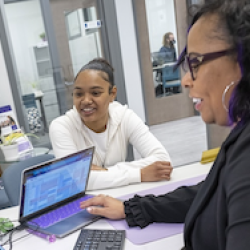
top-left (19, 147), bottom-right (94, 220)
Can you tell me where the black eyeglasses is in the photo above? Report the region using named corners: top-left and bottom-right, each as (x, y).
top-left (180, 48), bottom-right (236, 80)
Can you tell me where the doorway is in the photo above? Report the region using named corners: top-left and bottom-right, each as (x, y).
top-left (133, 0), bottom-right (195, 125)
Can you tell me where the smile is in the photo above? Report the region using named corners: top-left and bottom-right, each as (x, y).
top-left (193, 98), bottom-right (203, 111)
top-left (81, 108), bottom-right (95, 115)
top-left (193, 98), bottom-right (203, 104)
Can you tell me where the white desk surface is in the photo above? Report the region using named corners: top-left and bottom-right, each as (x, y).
top-left (0, 162), bottom-right (212, 250)
top-left (152, 61), bottom-right (177, 70)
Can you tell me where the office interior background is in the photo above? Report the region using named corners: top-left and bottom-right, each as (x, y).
top-left (0, 0), bottom-right (231, 167)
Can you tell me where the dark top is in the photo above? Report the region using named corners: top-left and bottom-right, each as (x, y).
top-left (159, 46), bottom-right (177, 62)
top-left (124, 120), bottom-right (250, 250)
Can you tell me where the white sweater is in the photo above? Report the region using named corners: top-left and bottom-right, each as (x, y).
top-left (49, 101), bottom-right (171, 190)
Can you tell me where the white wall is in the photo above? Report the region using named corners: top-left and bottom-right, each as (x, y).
top-left (5, 0), bottom-right (46, 94)
top-left (68, 8), bottom-right (102, 76)
top-left (0, 40), bottom-right (16, 115)
top-left (145, 0), bottom-right (178, 55)
top-left (115, 0), bottom-right (146, 122)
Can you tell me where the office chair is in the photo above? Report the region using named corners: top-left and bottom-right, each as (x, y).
top-left (162, 65), bottom-right (181, 95)
top-left (0, 178), bottom-right (11, 209)
top-left (2, 154), bottom-right (54, 206)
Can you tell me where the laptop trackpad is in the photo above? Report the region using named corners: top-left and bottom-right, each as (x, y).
top-left (44, 210), bottom-right (100, 238)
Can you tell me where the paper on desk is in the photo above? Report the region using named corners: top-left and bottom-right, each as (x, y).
top-left (200, 147), bottom-right (220, 164)
top-left (107, 174), bottom-right (206, 245)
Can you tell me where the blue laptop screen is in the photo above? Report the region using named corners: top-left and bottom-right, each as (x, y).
top-left (21, 148), bottom-right (93, 218)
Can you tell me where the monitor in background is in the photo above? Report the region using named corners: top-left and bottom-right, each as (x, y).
top-left (151, 51), bottom-right (175, 66)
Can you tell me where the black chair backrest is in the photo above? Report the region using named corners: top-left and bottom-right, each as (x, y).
top-left (2, 154), bottom-right (55, 206)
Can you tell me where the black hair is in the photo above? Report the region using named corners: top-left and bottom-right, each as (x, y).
top-left (177, 0), bottom-right (250, 124)
top-left (74, 58), bottom-right (115, 93)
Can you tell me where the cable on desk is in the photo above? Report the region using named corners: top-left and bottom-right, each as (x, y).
top-left (1, 222), bottom-right (41, 249)
top-left (1, 216), bottom-right (102, 249)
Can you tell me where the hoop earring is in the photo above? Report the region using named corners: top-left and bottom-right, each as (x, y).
top-left (222, 81), bottom-right (235, 112)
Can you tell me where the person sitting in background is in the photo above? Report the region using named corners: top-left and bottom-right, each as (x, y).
top-left (159, 32), bottom-right (177, 62)
top-left (155, 32), bottom-right (177, 84)
top-left (49, 58), bottom-right (172, 190)
top-left (80, 0), bottom-right (250, 249)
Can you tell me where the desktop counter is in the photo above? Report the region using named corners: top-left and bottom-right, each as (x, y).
top-left (0, 162), bottom-right (212, 250)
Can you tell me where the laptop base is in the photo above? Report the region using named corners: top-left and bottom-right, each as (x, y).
top-left (27, 209), bottom-right (101, 238)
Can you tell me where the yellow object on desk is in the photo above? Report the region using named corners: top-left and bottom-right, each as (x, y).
top-left (200, 147), bottom-right (220, 164)
top-left (3, 132), bottom-right (24, 144)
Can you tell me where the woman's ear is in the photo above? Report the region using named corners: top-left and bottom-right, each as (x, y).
top-left (110, 86), bottom-right (117, 102)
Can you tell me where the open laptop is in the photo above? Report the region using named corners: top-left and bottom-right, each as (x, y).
top-left (18, 147), bottom-right (100, 238)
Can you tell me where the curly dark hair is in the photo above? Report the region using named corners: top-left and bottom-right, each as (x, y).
top-left (177, 0), bottom-right (250, 124)
top-left (74, 58), bottom-right (115, 93)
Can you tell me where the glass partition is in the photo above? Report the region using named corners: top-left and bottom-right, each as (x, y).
top-left (64, 7), bottom-right (102, 78)
top-left (4, 0), bottom-right (59, 141)
top-left (2, 0), bottom-right (105, 149)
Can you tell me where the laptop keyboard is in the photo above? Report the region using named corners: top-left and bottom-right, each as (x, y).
top-left (30, 195), bottom-right (93, 229)
top-left (73, 229), bottom-right (125, 250)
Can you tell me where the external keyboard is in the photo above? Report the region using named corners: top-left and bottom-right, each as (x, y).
top-left (73, 229), bottom-right (125, 250)
top-left (30, 195), bottom-right (93, 228)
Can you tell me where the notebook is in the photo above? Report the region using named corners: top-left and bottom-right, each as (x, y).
top-left (18, 147), bottom-right (100, 238)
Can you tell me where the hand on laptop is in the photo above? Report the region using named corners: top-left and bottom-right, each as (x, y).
top-left (91, 164), bottom-right (108, 171)
top-left (141, 161), bottom-right (173, 182)
top-left (80, 195), bottom-right (126, 220)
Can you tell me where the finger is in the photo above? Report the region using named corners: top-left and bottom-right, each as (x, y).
top-left (86, 206), bottom-right (107, 217)
top-left (80, 196), bottom-right (105, 209)
top-left (97, 194), bottom-right (106, 197)
top-left (157, 169), bottom-right (172, 176)
top-left (155, 169), bottom-right (171, 178)
top-left (155, 161), bottom-right (171, 166)
top-left (154, 164), bottom-right (173, 171)
top-left (159, 174), bottom-right (171, 180)
top-left (160, 164), bottom-right (173, 170)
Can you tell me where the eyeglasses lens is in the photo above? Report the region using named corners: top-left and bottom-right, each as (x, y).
top-left (182, 56), bottom-right (189, 72)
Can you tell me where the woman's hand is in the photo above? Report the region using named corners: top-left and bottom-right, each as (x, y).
top-left (141, 161), bottom-right (173, 182)
top-left (80, 195), bottom-right (126, 220)
top-left (91, 164), bottom-right (108, 171)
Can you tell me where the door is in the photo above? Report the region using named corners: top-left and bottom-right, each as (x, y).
top-left (133, 0), bottom-right (195, 125)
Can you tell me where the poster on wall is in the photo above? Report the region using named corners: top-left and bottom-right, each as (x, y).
top-left (0, 105), bottom-right (33, 154)
top-left (0, 105), bottom-right (19, 136)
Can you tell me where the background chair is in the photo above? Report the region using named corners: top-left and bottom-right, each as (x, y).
top-left (162, 65), bottom-right (181, 95)
top-left (0, 178), bottom-right (11, 209)
top-left (2, 154), bottom-right (54, 206)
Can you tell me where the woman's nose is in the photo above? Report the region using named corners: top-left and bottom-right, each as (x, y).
top-left (81, 94), bottom-right (92, 104)
top-left (181, 72), bottom-right (193, 89)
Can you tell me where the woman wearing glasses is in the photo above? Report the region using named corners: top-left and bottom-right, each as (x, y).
top-left (80, 0), bottom-right (250, 249)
